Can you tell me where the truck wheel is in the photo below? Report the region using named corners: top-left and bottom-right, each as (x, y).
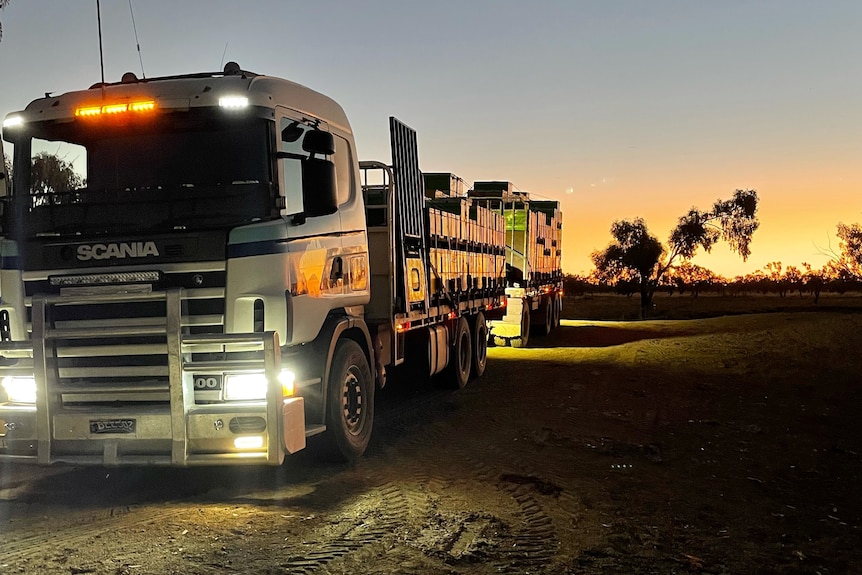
top-left (553, 293), bottom-right (562, 328)
top-left (532, 297), bottom-right (552, 336)
top-left (325, 339), bottom-right (374, 463)
top-left (510, 305), bottom-right (531, 348)
top-left (444, 316), bottom-right (472, 389)
top-left (471, 311), bottom-right (488, 378)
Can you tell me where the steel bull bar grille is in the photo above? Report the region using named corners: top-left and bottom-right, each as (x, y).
top-left (0, 288), bottom-right (296, 466)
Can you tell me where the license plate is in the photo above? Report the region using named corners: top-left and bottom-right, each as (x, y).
top-left (90, 419), bottom-right (136, 434)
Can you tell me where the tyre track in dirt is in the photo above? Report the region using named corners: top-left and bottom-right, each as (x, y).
top-left (373, 379), bottom-right (565, 573)
top-left (0, 505), bottom-right (190, 564)
top-left (262, 373), bottom-right (568, 574)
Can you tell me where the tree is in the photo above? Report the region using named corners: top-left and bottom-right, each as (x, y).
top-left (3, 146), bottom-right (10, 182)
top-left (801, 263), bottom-right (825, 303)
top-left (30, 152), bottom-right (84, 195)
top-left (0, 0), bottom-right (11, 42)
top-left (591, 189), bottom-right (759, 315)
top-left (833, 223), bottom-right (862, 279)
top-left (669, 261), bottom-right (721, 297)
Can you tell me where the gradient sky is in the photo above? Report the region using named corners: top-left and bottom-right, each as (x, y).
top-left (1, 1), bottom-right (859, 278)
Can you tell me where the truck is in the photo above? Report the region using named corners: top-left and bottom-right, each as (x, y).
top-left (0, 63), bottom-right (562, 467)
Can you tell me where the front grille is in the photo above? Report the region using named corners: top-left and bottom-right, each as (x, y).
top-left (22, 266), bottom-right (228, 407)
top-left (25, 268), bottom-right (226, 336)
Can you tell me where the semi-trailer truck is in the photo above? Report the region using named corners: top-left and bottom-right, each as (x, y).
top-left (0, 63), bottom-right (561, 466)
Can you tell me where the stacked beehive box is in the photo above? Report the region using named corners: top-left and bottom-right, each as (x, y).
top-left (424, 173), bottom-right (506, 296)
top-left (528, 200), bottom-right (563, 280)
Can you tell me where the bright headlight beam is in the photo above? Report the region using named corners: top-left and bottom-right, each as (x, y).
top-left (2, 376), bottom-right (37, 404)
top-left (223, 373), bottom-right (268, 401)
top-left (234, 436), bottom-right (264, 449)
top-left (279, 369), bottom-right (296, 397)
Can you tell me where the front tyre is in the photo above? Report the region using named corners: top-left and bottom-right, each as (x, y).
top-left (325, 339), bottom-right (374, 463)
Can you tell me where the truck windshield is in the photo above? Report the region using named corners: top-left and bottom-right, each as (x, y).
top-left (8, 109), bottom-right (275, 237)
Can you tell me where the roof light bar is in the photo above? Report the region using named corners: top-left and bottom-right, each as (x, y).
top-left (74, 100), bottom-right (156, 118)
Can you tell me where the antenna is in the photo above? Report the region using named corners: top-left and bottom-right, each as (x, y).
top-left (128, 0), bottom-right (146, 78)
top-left (96, 0), bottom-right (105, 94)
top-left (220, 42), bottom-right (230, 70)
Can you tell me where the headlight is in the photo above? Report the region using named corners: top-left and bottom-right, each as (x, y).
top-left (279, 369), bottom-right (296, 397)
top-left (2, 376), bottom-right (37, 403)
top-left (223, 370), bottom-right (296, 401)
top-left (224, 373), bottom-right (268, 401)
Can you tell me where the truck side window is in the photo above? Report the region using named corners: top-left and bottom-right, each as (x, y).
top-left (333, 135), bottom-right (353, 206)
top-left (279, 118), bottom-right (312, 216)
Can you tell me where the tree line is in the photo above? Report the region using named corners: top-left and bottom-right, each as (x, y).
top-left (586, 188), bottom-right (862, 312)
top-left (573, 223), bottom-right (862, 304)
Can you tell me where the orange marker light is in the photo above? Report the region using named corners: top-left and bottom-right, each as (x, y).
top-left (128, 100), bottom-right (155, 112)
top-left (75, 100), bottom-right (156, 118)
top-left (101, 103), bottom-right (128, 115)
top-left (75, 106), bottom-right (102, 117)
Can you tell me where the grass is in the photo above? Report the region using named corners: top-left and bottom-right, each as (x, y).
top-left (564, 291), bottom-right (862, 321)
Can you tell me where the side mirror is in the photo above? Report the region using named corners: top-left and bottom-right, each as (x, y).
top-left (302, 130), bottom-right (335, 156)
top-left (301, 157), bottom-right (338, 218)
top-left (281, 121), bottom-right (303, 144)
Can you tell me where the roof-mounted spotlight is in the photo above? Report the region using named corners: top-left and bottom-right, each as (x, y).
top-left (219, 96), bottom-right (249, 109)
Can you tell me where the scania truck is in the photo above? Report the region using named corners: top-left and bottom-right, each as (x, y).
top-left (0, 63), bottom-right (561, 466)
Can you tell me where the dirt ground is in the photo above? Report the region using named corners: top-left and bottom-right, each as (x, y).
top-left (1, 296), bottom-right (861, 574)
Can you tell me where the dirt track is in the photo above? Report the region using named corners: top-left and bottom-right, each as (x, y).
top-left (2, 307), bottom-right (861, 574)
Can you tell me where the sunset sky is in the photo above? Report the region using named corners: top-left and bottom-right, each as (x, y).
top-left (1, 1), bottom-right (859, 278)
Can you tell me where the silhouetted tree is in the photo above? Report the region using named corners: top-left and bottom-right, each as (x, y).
top-left (30, 152), bottom-right (84, 196)
top-left (802, 263), bottom-right (824, 303)
top-left (669, 262), bottom-right (721, 297)
top-left (833, 223), bottom-right (862, 279)
top-left (0, 0), bottom-right (11, 42)
top-left (2, 147), bottom-right (10, 185)
top-left (764, 262), bottom-right (788, 297)
top-left (591, 189), bottom-right (759, 316)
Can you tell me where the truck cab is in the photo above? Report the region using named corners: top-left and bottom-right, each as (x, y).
top-left (0, 64), bottom-right (374, 465)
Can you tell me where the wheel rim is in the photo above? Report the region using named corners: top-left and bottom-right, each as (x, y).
top-left (341, 366), bottom-right (365, 436)
top-left (475, 322), bottom-right (487, 368)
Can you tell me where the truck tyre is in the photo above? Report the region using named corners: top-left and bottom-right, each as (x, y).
top-left (471, 311), bottom-right (488, 378)
top-left (533, 297), bottom-right (553, 337)
top-left (443, 316), bottom-right (472, 389)
top-left (510, 305), bottom-right (531, 348)
top-left (325, 339), bottom-right (374, 463)
top-left (553, 293), bottom-right (562, 328)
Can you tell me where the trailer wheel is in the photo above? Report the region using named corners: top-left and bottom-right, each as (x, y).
top-left (553, 293), bottom-right (562, 328)
top-left (510, 305), bottom-right (531, 348)
top-left (444, 316), bottom-right (472, 389)
top-left (471, 311), bottom-right (488, 378)
top-left (325, 339), bottom-right (374, 463)
top-left (532, 297), bottom-right (553, 336)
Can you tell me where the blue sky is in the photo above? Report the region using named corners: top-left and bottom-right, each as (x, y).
top-left (2, 1), bottom-right (860, 277)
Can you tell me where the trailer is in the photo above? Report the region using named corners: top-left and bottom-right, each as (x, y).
top-left (0, 63), bottom-right (559, 467)
top-left (468, 182), bottom-right (564, 348)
